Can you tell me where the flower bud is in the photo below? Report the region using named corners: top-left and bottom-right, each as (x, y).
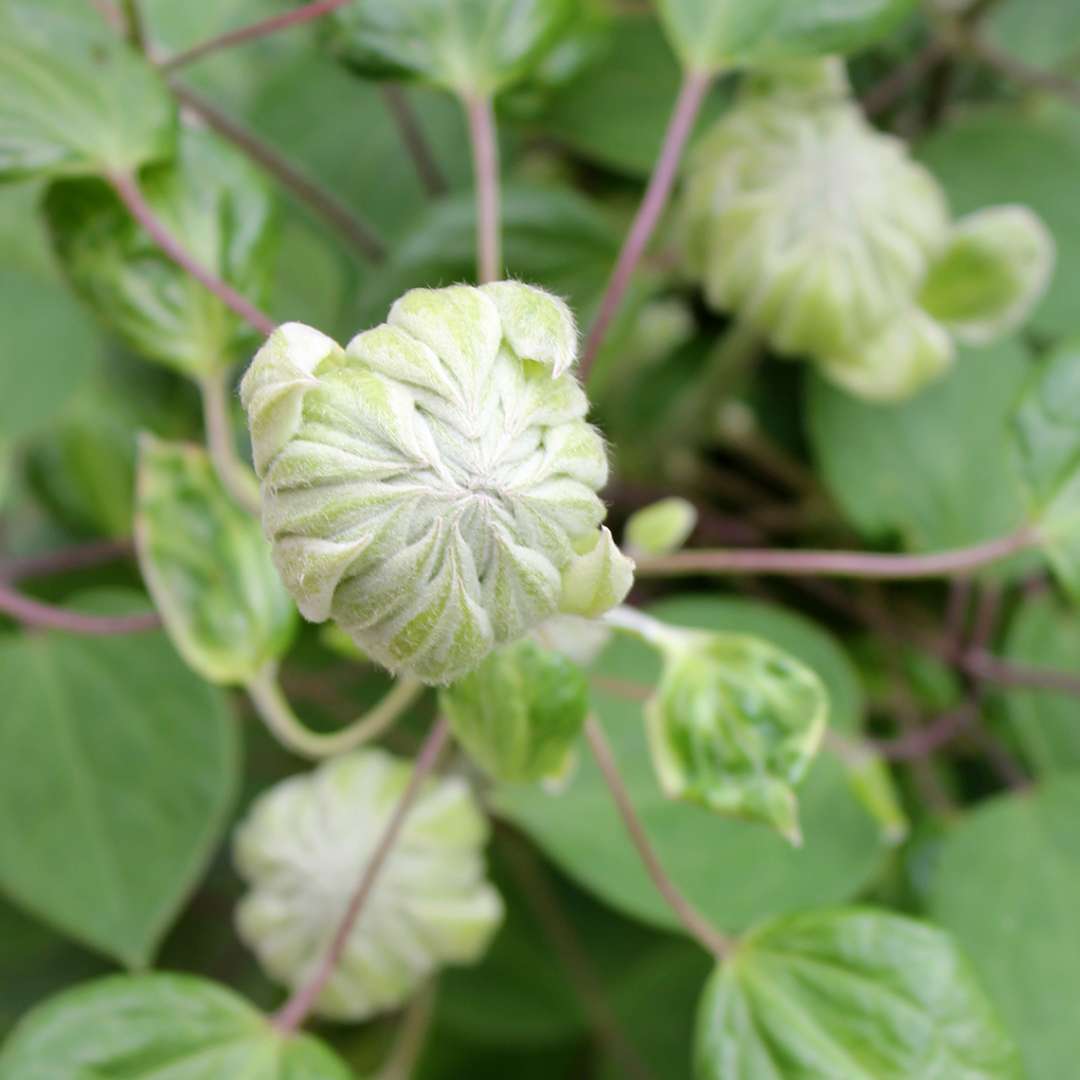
top-left (624, 496), bottom-right (698, 558)
top-left (233, 749), bottom-right (502, 1021)
top-left (240, 283), bottom-right (633, 685)
top-left (682, 59), bottom-right (948, 363)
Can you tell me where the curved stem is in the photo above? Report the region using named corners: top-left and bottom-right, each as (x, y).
top-left (602, 605), bottom-right (683, 653)
top-left (585, 716), bottom-right (730, 960)
top-left (381, 85), bottom-right (447, 198)
top-left (376, 981), bottom-right (437, 1080)
top-left (1, 539), bottom-right (135, 583)
top-left (273, 716), bottom-right (451, 1034)
top-left (635, 526), bottom-right (1039, 580)
top-left (0, 581), bottom-right (160, 635)
top-left (160, 0), bottom-right (353, 71)
top-left (579, 70), bottom-right (712, 381)
top-left (170, 82), bottom-right (386, 263)
top-left (106, 171), bottom-right (276, 337)
top-left (198, 369), bottom-right (262, 515)
top-left (245, 665), bottom-right (425, 760)
top-left (463, 93), bottom-right (501, 284)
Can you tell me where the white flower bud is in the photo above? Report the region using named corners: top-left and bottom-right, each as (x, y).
top-left (233, 749), bottom-right (502, 1021)
top-left (241, 282), bottom-right (633, 685)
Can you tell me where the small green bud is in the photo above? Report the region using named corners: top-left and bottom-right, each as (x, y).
top-left (240, 282), bottom-right (633, 686)
top-left (646, 632), bottom-right (828, 844)
top-left (234, 749), bottom-right (502, 1021)
top-left (624, 496), bottom-right (698, 558)
top-left (441, 639), bottom-right (588, 783)
top-left (921, 205), bottom-right (1054, 346)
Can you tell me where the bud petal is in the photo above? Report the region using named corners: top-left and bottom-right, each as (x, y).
top-left (558, 526), bottom-right (635, 618)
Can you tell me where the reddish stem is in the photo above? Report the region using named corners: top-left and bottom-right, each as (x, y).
top-left (170, 81), bottom-right (385, 263)
top-left (1, 540), bottom-right (135, 583)
top-left (0, 581), bottom-right (160, 635)
top-left (463, 94), bottom-right (501, 284)
top-left (160, 0), bottom-right (353, 71)
top-left (868, 705), bottom-right (975, 761)
top-left (579, 71), bottom-right (711, 380)
top-left (106, 171), bottom-right (276, 337)
top-left (273, 717), bottom-right (451, 1035)
top-left (381, 85), bottom-right (447, 198)
top-left (635, 527), bottom-right (1038, 581)
top-left (965, 650), bottom-right (1080, 697)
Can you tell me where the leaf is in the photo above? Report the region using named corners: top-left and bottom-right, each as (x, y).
top-left (986, 0), bottom-right (1080, 70)
top-left (1012, 342), bottom-right (1080, 599)
top-left (323, 0), bottom-right (575, 97)
top-left (442, 639), bottom-right (588, 783)
top-left (655, 0), bottom-right (916, 74)
top-left (0, 0), bottom-right (175, 181)
top-left (0, 973), bottom-right (354, 1079)
top-left (0, 594), bottom-right (239, 967)
top-left (494, 595), bottom-right (888, 935)
top-left (1001, 593), bottom-right (1080, 773)
top-left (45, 126), bottom-right (277, 378)
top-left (356, 184), bottom-right (620, 327)
top-left (695, 908), bottom-right (1021, 1079)
top-left (646, 632), bottom-right (828, 844)
top-left (135, 436), bottom-right (296, 686)
top-left (920, 206), bottom-right (1055, 346)
top-left (808, 341), bottom-right (1033, 555)
top-left (931, 774), bottom-right (1080, 1080)
top-left (919, 107), bottom-right (1080, 339)
top-left (0, 266), bottom-right (101, 443)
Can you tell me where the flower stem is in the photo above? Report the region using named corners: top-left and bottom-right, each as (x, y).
top-left (602, 605), bottom-right (683, 653)
top-left (964, 649), bottom-right (1080, 697)
top-left (579, 70), bottom-right (712, 381)
top-left (160, 0), bottom-right (353, 71)
top-left (0, 581), bottom-right (160, 635)
top-left (198, 368), bottom-right (262, 515)
top-left (106, 171), bottom-right (276, 337)
top-left (1, 540), bottom-right (135, 583)
top-left (273, 716), bottom-right (451, 1034)
top-left (375, 981), bottom-right (437, 1080)
top-left (585, 716), bottom-right (730, 960)
top-left (381, 85), bottom-right (448, 198)
top-left (635, 526), bottom-right (1040, 580)
top-left (170, 81), bottom-right (386, 263)
top-left (463, 93), bottom-right (501, 284)
top-left (245, 666), bottom-right (426, 760)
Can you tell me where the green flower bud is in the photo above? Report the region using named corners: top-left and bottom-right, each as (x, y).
top-left (682, 59), bottom-right (948, 362)
top-left (646, 632), bottom-right (828, 844)
top-left (234, 749), bottom-right (502, 1021)
top-left (624, 496), bottom-right (698, 558)
top-left (441, 638), bottom-right (588, 783)
top-left (240, 282), bottom-right (633, 685)
top-left (921, 205), bottom-right (1055, 346)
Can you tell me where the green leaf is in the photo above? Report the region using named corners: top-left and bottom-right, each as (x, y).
top-left (0, 0), bottom-right (175, 181)
top-left (986, 0), bottom-right (1080, 71)
top-left (809, 341), bottom-right (1033, 556)
top-left (695, 908), bottom-right (1021, 1079)
top-left (442, 639), bottom-right (588, 783)
top-left (1012, 342), bottom-right (1080, 599)
top-left (921, 206), bottom-right (1055, 346)
top-left (323, 0), bottom-right (574, 97)
top-left (0, 973), bottom-right (354, 1079)
top-left (0, 267), bottom-right (101, 444)
top-left (494, 596), bottom-right (888, 935)
top-left (931, 774), bottom-right (1080, 1080)
top-left (357, 184), bottom-right (619, 327)
top-left (1001, 593), bottom-right (1080, 773)
top-left (0, 595), bottom-right (239, 967)
top-left (45, 127), bottom-right (277, 378)
top-left (655, 0), bottom-right (916, 74)
top-left (919, 107), bottom-right (1080, 339)
top-left (135, 436), bottom-right (296, 686)
top-left (647, 632), bottom-right (828, 844)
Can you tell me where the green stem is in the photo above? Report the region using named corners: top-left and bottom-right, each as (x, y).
top-left (198, 368), bottom-right (261, 516)
top-left (376, 981), bottom-right (437, 1080)
top-left (602, 605), bottom-right (685, 653)
top-left (245, 665), bottom-right (425, 760)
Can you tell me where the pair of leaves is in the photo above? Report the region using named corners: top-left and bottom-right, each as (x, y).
top-left (0, 0), bottom-right (174, 181)
top-left (696, 908), bottom-right (1020, 1078)
top-left (46, 127), bottom-right (277, 378)
top-left (135, 436), bottom-right (296, 686)
top-left (0, 974), bottom-right (352, 1079)
top-left (656, 0), bottom-right (915, 74)
top-left (0, 591), bottom-right (238, 968)
top-left (323, 0), bottom-right (575, 98)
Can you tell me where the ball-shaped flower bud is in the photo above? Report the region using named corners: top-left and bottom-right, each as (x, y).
top-left (233, 749), bottom-right (502, 1021)
top-left (241, 282), bottom-right (633, 685)
top-left (681, 59), bottom-right (948, 363)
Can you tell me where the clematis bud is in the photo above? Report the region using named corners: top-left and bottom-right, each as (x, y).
top-left (233, 749), bottom-right (502, 1021)
top-left (240, 282), bottom-right (633, 685)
